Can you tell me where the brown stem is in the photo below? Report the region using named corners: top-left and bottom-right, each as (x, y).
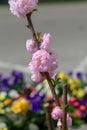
top-left (45, 72), bottom-right (60, 106)
top-left (63, 84), bottom-right (68, 130)
top-left (26, 13), bottom-right (40, 49)
top-left (26, 13), bottom-right (60, 107)
top-left (44, 103), bottom-right (54, 130)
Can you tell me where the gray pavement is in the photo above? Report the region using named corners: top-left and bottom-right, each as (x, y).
top-left (0, 3), bottom-right (87, 75)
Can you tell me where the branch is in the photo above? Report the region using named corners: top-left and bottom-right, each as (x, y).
top-left (26, 13), bottom-right (60, 107)
top-left (26, 13), bottom-right (40, 49)
top-left (63, 84), bottom-right (68, 130)
top-left (45, 72), bottom-right (60, 106)
top-left (44, 103), bottom-right (54, 130)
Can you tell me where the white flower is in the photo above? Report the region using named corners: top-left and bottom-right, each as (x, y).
top-left (29, 123), bottom-right (39, 130)
top-left (0, 122), bottom-right (8, 130)
top-left (8, 89), bottom-right (19, 98)
top-left (84, 86), bottom-right (87, 93)
top-left (0, 91), bottom-right (7, 100)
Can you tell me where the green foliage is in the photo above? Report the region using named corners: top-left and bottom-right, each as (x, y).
top-left (72, 115), bottom-right (84, 126)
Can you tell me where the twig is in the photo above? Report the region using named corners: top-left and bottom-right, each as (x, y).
top-left (26, 13), bottom-right (40, 49)
top-left (44, 103), bottom-right (54, 130)
top-left (45, 72), bottom-right (60, 106)
top-left (63, 84), bottom-right (68, 130)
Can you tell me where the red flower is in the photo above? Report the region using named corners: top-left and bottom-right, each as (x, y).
top-left (79, 105), bottom-right (87, 112)
top-left (74, 110), bottom-right (82, 118)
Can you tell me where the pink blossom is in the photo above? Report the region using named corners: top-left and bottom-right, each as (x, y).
top-left (31, 71), bottom-right (45, 82)
top-left (29, 49), bottom-right (58, 82)
top-left (67, 114), bottom-right (72, 127)
top-left (51, 106), bottom-right (63, 120)
top-left (57, 119), bottom-right (62, 129)
top-left (8, 0), bottom-right (38, 18)
top-left (26, 39), bottom-right (37, 53)
top-left (40, 33), bottom-right (52, 52)
top-left (29, 49), bottom-right (58, 72)
top-left (29, 50), bottom-right (50, 72)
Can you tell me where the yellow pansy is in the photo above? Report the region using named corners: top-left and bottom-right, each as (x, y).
top-left (77, 89), bottom-right (85, 99)
top-left (0, 128), bottom-right (8, 130)
top-left (68, 78), bottom-right (81, 90)
top-left (58, 72), bottom-right (69, 80)
top-left (0, 96), bottom-right (5, 101)
top-left (72, 89), bottom-right (78, 95)
top-left (4, 99), bottom-right (12, 106)
top-left (10, 98), bottom-right (30, 114)
top-left (69, 84), bottom-right (77, 91)
top-left (0, 109), bottom-right (5, 114)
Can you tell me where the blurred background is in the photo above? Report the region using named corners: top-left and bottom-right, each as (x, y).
top-left (0, 0), bottom-right (87, 77)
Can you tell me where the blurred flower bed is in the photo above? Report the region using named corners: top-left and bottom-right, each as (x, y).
top-left (0, 70), bottom-right (87, 130)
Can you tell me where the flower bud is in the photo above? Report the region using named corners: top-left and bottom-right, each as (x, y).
top-left (51, 106), bottom-right (63, 120)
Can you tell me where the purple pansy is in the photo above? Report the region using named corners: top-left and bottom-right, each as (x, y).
top-left (68, 71), bottom-right (73, 77)
top-left (76, 72), bottom-right (83, 79)
top-left (0, 77), bottom-right (10, 91)
top-left (29, 91), bottom-right (46, 112)
top-left (79, 98), bottom-right (87, 105)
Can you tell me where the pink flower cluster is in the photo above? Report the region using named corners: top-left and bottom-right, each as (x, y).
top-left (26, 33), bottom-right (58, 82)
top-left (8, 0), bottom-right (38, 17)
top-left (40, 33), bottom-right (52, 52)
top-left (51, 106), bottom-right (72, 128)
top-left (26, 39), bottom-right (38, 53)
